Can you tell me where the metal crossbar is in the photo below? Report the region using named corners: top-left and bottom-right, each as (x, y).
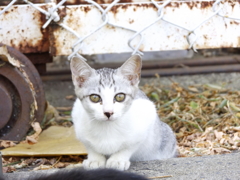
top-left (0, 0), bottom-right (240, 60)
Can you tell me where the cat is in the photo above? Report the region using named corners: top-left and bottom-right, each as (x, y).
top-left (71, 55), bottom-right (177, 171)
top-left (0, 168), bottom-right (148, 180)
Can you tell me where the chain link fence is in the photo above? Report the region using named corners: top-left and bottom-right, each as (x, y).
top-left (0, 0), bottom-right (240, 61)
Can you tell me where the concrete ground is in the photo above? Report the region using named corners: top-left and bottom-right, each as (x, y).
top-left (3, 72), bottom-right (240, 179)
top-left (3, 152), bottom-right (240, 179)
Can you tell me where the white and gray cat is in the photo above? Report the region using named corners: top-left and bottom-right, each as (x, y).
top-left (71, 55), bottom-right (177, 171)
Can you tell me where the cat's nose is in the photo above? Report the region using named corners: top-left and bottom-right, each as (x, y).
top-left (104, 112), bottom-right (113, 119)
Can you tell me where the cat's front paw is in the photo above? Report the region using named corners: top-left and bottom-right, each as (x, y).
top-left (106, 159), bottom-right (130, 171)
top-left (83, 159), bottom-right (106, 169)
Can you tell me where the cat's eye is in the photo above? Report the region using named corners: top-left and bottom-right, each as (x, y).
top-left (89, 94), bottom-right (101, 103)
top-left (114, 93), bottom-right (125, 102)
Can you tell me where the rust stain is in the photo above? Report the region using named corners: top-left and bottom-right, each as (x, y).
top-left (106, 24), bottom-right (116, 30)
top-left (50, 0), bottom-right (240, 54)
top-left (200, 1), bottom-right (214, 9)
top-left (49, 24), bottom-right (60, 56)
top-left (165, 1), bottom-right (214, 10)
top-left (139, 44), bottom-right (144, 52)
top-left (108, 3), bottom-right (157, 14)
top-left (0, 0), bottom-right (45, 6)
top-left (63, 6), bottom-right (81, 31)
top-left (169, 2), bottom-right (179, 8)
top-left (120, 4), bottom-right (129, 11)
top-left (58, 6), bottom-right (67, 20)
top-left (109, 5), bottom-right (119, 14)
top-left (57, 0), bottom-right (134, 5)
top-left (38, 5), bottom-right (50, 53)
top-left (65, 7), bottom-right (73, 26)
top-left (230, 21), bottom-right (240, 25)
top-left (228, 0), bottom-right (236, 9)
top-left (185, 1), bottom-right (195, 10)
top-left (0, 5), bottom-right (50, 54)
top-left (129, 19), bottom-right (134, 24)
top-left (3, 10), bottom-right (10, 14)
top-left (135, 3), bottom-right (157, 10)
top-left (83, 6), bottom-right (91, 13)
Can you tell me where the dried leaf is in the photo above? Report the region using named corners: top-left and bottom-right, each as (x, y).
top-left (149, 92), bottom-right (160, 101)
top-left (13, 161), bottom-right (28, 169)
top-left (0, 141), bottom-right (16, 148)
top-left (2, 166), bottom-right (16, 173)
top-left (229, 102), bottom-right (240, 112)
top-left (213, 147), bottom-right (231, 154)
top-left (190, 101), bottom-right (198, 110)
top-left (33, 164), bottom-right (52, 171)
top-left (204, 84), bottom-right (225, 91)
top-left (188, 86), bottom-right (199, 93)
top-left (54, 162), bottom-right (66, 168)
top-left (66, 163), bottom-right (83, 169)
top-left (162, 97), bottom-right (180, 108)
top-left (22, 122), bottom-right (42, 145)
top-left (56, 107), bottom-right (72, 111)
top-left (236, 113), bottom-right (240, 118)
top-left (65, 95), bottom-right (75, 100)
top-left (45, 102), bottom-right (59, 122)
top-left (214, 130), bottom-right (223, 140)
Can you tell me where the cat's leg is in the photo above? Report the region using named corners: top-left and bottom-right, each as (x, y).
top-left (83, 148), bottom-right (106, 169)
top-left (106, 146), bottom-right (138, 171)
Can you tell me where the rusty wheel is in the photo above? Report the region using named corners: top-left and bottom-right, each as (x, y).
top-left (0, 44), bottom-right (45, 141)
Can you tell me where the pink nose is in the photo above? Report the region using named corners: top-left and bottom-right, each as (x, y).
top-left (104, 112), bottom-right (113, 118)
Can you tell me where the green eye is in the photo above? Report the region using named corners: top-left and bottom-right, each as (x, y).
top-left (115, 93), bottom-right (125, 102)
top-left (89, 94), bottom-right (101, 103)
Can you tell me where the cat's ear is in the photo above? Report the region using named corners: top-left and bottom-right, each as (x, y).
top-left (70, 56), bottom-right (94, 87)
top-left (119, 55), bottom-right (142, 85)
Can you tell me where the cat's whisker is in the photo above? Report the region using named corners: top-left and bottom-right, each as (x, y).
top-left (89, 117), bottom-right (97, 122)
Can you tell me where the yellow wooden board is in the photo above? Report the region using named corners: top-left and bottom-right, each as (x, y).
top-left (1, 126), bottom-right (87, 156)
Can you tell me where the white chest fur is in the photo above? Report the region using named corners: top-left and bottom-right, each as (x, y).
top-left (72, 98), bottom-right (157, 156)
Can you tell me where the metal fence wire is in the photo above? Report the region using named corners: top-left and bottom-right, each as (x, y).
top-left (0, 0), bottom-right (240, 60)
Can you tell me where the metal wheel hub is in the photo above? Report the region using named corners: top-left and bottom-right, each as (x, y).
top-left (0, 44), bottom-right (45, 141)
top-left (0, 79), bottom-right (13, 128)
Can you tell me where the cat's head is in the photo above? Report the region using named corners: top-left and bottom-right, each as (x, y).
top-left (70, 55), bottom-right (142, 122)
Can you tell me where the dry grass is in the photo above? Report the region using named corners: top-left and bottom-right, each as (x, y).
top-left (141, 77), bottom-right (240, 157)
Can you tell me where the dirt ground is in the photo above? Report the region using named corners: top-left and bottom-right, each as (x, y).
top-left (43, 72), bottom-right (240, 107)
